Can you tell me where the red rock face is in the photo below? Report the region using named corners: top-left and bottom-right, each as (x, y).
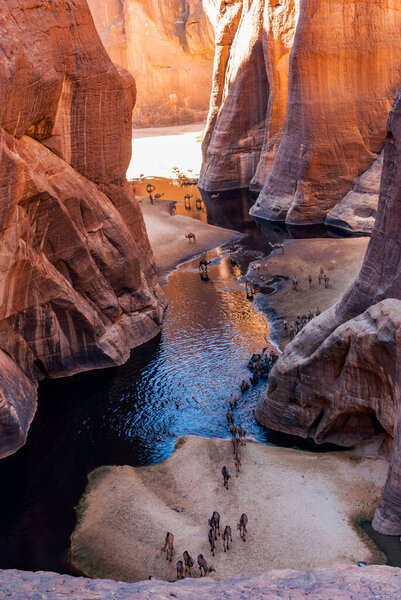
top-left (0, 0), bottom-right (166, 458)
top-left (256, 86), bottom-right (401, 534)
top-left (87, 0), bottom-right (216, 127)
top-left (199, 0), bottom-right (298, 191)
top-left (200, 0), bottom-right (401, 227)
top-left (1, 565), bottom-right (401, 598)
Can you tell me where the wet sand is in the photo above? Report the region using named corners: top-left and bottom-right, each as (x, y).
top-left (71, 436), bottom-right (387, 583)
top-left (141, 200), bottom-right (242, 282)
top-left (249, 237), bottom-right (369, 349)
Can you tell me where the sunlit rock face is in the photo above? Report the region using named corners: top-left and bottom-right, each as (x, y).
top-left (199, 0), bottom-right (299, 191)
top-left (256, 86), bottom-right (401, 535)
top-left (251, 0), bottom-right (401, 225)
top-left (0, 0), bottom-right (166, 459)
top-left (200, 0), bottom-right (401, 227)
top-left (87, 0), bottom-right (216, 128)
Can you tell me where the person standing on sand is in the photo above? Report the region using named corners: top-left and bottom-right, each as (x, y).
top-left (292, 276), bottom-right (298, 291)
top-left (308, 274), bottom-right (312, 288)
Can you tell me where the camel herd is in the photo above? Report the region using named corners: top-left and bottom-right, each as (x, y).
top-left (159, 382), bottom-right (264, 580)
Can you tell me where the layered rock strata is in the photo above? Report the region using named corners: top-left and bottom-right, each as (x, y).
top-left (87, 0), bottom-right (215, 127)
top-left (0, 0), bottom-right (165, 459)
top-left (256, 86), bottom-right (401, 534)
top-left (2, 566), bottom-right (401, 599)
top-left (199, 0), bottom-right (299, 191)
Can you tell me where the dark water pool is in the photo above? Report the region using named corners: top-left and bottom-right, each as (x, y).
top-left (0, 188), bottom-right (350, 574)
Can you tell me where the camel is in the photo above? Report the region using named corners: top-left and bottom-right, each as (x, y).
top-left (237, 514), bottom-right (248, 541)
top-left (222, 466), bottom-right (231, 489)
top-left (197, 554), bottom-right (215, 576)
top-left (208, 511), bottom-right (221, 536)
top-left (183, 550), bottom-right (194, 576)
top-left (176, 560), bottom-right (186, 579)
top-left (161, 532), bottom-right (174, 561)
top-left (222, 526), bottom-right (232, 552)
top-left (185, 232), bottom-right (196, 243)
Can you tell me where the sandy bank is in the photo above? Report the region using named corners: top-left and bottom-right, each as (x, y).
top-left (249, 237), bottom-right (369, 348)
top-left (141, 200), bottom-right (241, 282)
top-left (71, 436), bottom-right (387, 583)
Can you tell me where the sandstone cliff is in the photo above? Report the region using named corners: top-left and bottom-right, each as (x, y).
top-left (2, 566), bottom-right (401, 598)
top-left (0, 0), bottom-right (166, 459)
top-left (200, 0), bottom-right (401, 228)
top-left (256, 85), bottom-right (401, 535)
top-left (252, 0), bottom-right (401, 226)
top-left (199, 0), bottom-right (299, 191)
top-left (87, 0), bottom-right (215, 127)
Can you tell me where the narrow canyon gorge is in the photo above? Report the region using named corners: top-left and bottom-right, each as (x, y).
top-left (3, 0), bottom-right (401, 597)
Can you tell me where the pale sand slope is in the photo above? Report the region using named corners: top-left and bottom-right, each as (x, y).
top-left (127, 123), bottom-right (205, 180)
top-left (250, 237), bottom-right (369, 349)
top-left (71, 436), bottom-right (387, 583)
top-left (141, 201), bottom-right (241, 281)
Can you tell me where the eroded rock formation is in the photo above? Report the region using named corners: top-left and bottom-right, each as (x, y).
top-left (0, 0), bottom-right (166, 459)
top-left (200, 0), bottom-right (401, 227)
top-left (256, 86), bottom-right (401, 534)
top-left (199, 0), bottom-right (299, 191)
top-left (252, 0), bottom-right (401, 226)
top-left (2, 566), bottom-right (401, 599)
top-left (87, 0), bottom-right (215, 127)
top-left (325, 153), bottom-right (383, 234)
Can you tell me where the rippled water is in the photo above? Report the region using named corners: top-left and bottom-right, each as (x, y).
top-left (0, 188), bottom-right (338, 573)
top-left (99, 244), bottom-right (276, 464)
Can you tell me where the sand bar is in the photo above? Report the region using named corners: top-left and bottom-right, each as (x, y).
top-left (249, 237), bottom-right (369, 348)
top-left (141, 200), bottom-right (241, 282)
top-left (71, 436), bottom-right (387, 583)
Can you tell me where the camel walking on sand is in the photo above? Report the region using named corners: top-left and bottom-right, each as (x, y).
top-left (185, 232), bottom-right (196, 243)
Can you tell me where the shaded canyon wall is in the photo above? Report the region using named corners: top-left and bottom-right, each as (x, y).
top-left (200, 0), bottom-right (401, 229)
top-left (256, 85), bottom-right (401, 535)
top-left (87, 0), bottom-right (216, 127)
top-left (0, 0), bottom-right (166, 459)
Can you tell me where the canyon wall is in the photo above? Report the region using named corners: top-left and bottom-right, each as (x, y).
top-left (200, 0), bottom-right (401, 228)
top-left (256, 85), bottom-right (401, 535)
top-left (199, 0), bottom-right (299, 191)
top-left (0, 0), bottom-right (166, 459)
top-left (87, 0), bottom-right (216, 128)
